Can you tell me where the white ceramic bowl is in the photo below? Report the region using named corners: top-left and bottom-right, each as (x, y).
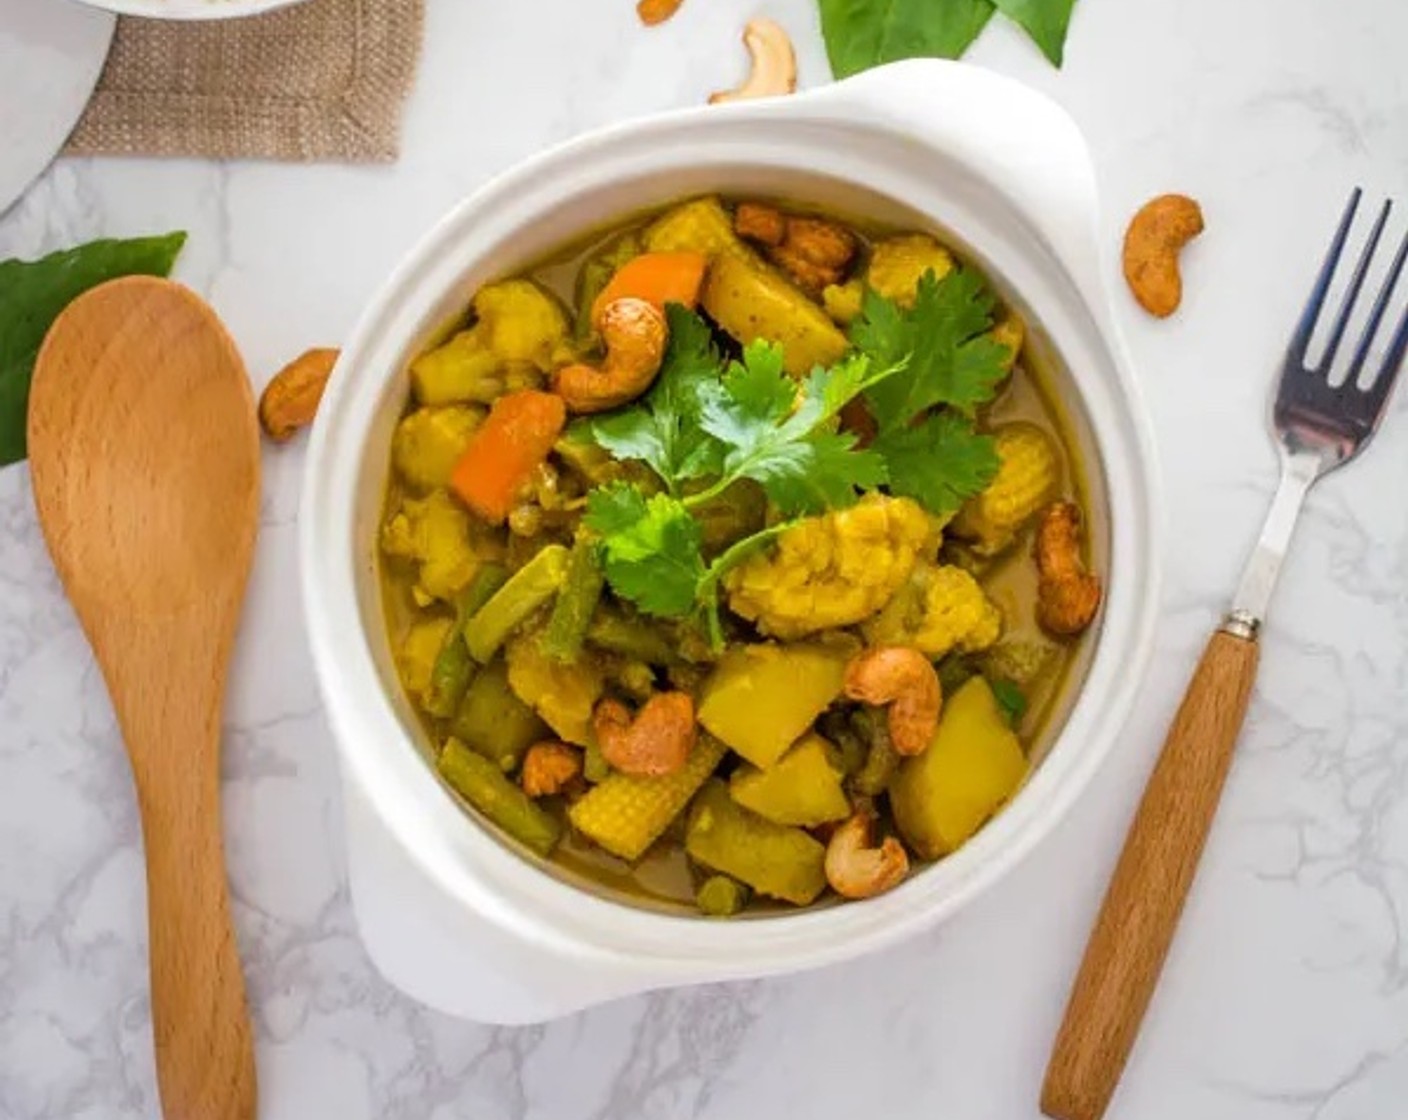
top-left (302, 60), bottom-right (1162, 1025)
top-left (71, 0), bottom-right (308, 20)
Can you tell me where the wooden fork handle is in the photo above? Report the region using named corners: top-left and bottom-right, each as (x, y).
top-left (1041, 628), bottom-right (1260, 1120)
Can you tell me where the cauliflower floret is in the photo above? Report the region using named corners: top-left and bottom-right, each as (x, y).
top-left (866, 234), bottom-right (955, 306)
top-left (950, 422), bottom-right (1061, 556)
top-left (863, 563), bottom-right (1003, 657)
top-left (409, 280), bottom-right (572, 405)
top-left (724, 495), bottom-right (935, 639)
top-left (410, 329), bottom-right (503, 405)
top-left (822, 278), bottom-right (864, 325)
top-left (392, 406), bottom-right (484, 492)
top-left (381, 490), bottom-right (480, 602)
top-left (472, 279), bottom-right (573, 371)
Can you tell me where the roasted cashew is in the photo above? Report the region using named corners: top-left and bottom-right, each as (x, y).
top-left (592, 692), bottom-right (697, 777)
top-left (735, 202), bottom-right (788, 246)
top-left (824, 809), bottom-right (909, 900)
top-left (259, 347), bottom-right (339, 442)
top-left (520, 741), bottom-right (582, 798)
top-left (843, 646), bottom-right (942, 756)
top-left (709, 18), bottom-right (797, 104)
top-left (636, 0), bottom-right (684, 25)
top-left (1122, 193), bottom-right (1203, 318)
top-left (734, 203), bottom-right (858, 294)
top-left (1035, 502), bottom-right (1102, 636)
top-left (552, 298), bottom-right (668, 414)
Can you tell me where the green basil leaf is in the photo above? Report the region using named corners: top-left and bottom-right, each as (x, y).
top-left (0, 233), bottom-right (188, 466)
top-left (819, 0), bottom-right (997, 78)
top-left (990, 0), bottom-right (1077, 66)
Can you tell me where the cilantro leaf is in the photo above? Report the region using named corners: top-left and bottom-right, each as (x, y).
top-left (872, 411), bottom-right (999, 516)
top-left (582, 479), bottom-right (649, 535)
top-left (852, 269), bottom-right (1010, 429)
top-left (588, 304), bottom-right (725, 487)
top-left (585, 484), bottom-right (706, 617)
top-left (749, 430), bottom-right (889, 514)
top-left (698, 340), bottom-right (795, 446)
top-left (698, 347), bottom-right (897, 516)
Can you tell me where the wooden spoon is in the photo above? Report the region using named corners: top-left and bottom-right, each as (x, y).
top-left (28, 276), bottom-right (259, 1120)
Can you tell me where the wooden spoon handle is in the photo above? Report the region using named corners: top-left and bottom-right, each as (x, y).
top-left (1041, 628), bottom-right (1260, 1120)
top-left (120, 664), bottom-right (256, 1120)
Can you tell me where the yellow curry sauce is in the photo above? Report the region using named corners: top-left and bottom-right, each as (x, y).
top-left (378, 195), bottom-right (1099, 915)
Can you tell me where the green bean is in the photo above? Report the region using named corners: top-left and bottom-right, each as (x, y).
top-left (463, 544), bottom-right (569, 663)
top-left (541, 538), bottom-right (604, 662)
top-left (817, 710), bottom-right (868, 777)
top-left (935, 654), bottom-right (976, 698)
top-left (450, 659), bottom-right (548, 772)
top-left (851, 708), bottom-right (900, 797)
top-left (457, 563), bottom-right (510, 624)
top-left (423, 632), bottom-right (474, 719)
top-left (586, 609), bottom-right (676, 665)
top-left (696, 874), bottom-right (751, 917)
top-left (438, 739), bottom-right (561, 857)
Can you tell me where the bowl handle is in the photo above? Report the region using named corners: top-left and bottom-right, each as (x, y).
top-left (814, 60), bottom-right (1110, 319)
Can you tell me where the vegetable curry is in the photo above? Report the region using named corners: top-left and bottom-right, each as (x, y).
top-left (379, 195), bottom-right (1102, 916)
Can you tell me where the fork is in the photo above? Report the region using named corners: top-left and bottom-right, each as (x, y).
top-left (1040, 189), bottom-right (1408, 1120)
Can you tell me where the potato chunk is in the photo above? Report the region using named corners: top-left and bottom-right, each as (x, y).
top-left (729, 734), bottom-right (850, 827)
top-left (697, 642), bottom-right (850, 768)
top-left (702, 252), bottom-right (849, 376)
top-left (889, 677), bottom-right (1028, 859)
top-left (685, 781), bottom-right (827, 905)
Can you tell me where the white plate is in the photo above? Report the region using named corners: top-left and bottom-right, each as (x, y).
top-left (70, 0), bottom-right (310, 19)
top-left (0, 0), bottom-right (114, 216)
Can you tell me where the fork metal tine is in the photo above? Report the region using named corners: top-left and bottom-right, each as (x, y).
top-left (1290, 187), bottom-right (1362, 366)
top-left (1364, 292), bottom-right (1408, 416)
top-left (1347, 223), bottom-right (1408, 390)
top-left (1317, 199), bottom-right (1391, 377)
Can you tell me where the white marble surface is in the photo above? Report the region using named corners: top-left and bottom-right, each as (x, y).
top-left (3, 0), bottom-right (1407, 1116)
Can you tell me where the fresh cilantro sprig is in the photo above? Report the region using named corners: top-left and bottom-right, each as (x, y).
top-left (582, 306), bottom-right (902, 635)
top-left (591, 309), bottom-right (899, 516)
top-left (692, 345), bottom-right (894, 516)
top-left (581, 265), bottom-right (1013, 636)
top-left (871, 411), bottom-right (1000, 514)
top-left (851, 268), bottom-right (1010, 426)
top-left (849, 267), bottom-right (1010, 516)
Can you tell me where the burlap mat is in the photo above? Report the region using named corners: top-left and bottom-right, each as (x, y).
top-left (65, 0), bottom-right (424, 163)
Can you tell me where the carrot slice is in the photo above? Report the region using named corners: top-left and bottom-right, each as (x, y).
top-left (450, 390), bottom-right (566, 524)
top-left (591, 251), bottom-right (709, 325)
